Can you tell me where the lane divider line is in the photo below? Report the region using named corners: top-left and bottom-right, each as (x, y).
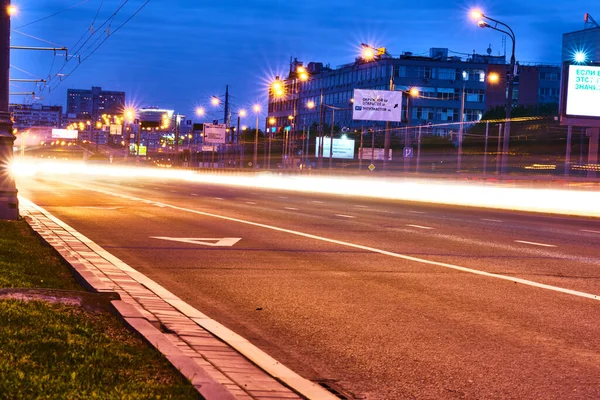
top-left (284, 207), bottom-right (299, 211)
top-left (581, 229), bottom-right (600, 234)
top-left (406, 224), bottom-right (434, 230)
top-left (74, 185), bottom-right (600, 303)
top-left (335, 214), bottom-right (355, 219)
top-left (515, 240), bottom-right (557, 248)
top-left (481, 218), bottom-right (503, 223)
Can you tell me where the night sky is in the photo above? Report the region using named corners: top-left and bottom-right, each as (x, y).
top-left (8, 0), bottom-right (593, 122)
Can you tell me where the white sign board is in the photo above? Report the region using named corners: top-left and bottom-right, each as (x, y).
top-left (204, 123), bottom-right (227, 144)
top-left (202, 145), bottom-right (216, 152)
top-left (315, 137), bottom-right (355, 159)
top-left (565, 65), bottom-right (600, 117)
top-left (51, 129), bottom-right (78, 139)
top-left (358, 147), bottom-right (392, 161)
top-left (109, 124), bottom-right (122, 135)
top-left (352, 89), bottom-right (403, 122)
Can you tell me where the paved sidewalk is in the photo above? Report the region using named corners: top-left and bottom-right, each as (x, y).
top-left (20, 198), bottom-right (336, 400)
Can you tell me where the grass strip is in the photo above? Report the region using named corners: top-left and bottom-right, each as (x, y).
top-left (0, 220), bottom-right (81, 290)
top-left (0, 220), bottom-right (201, 399)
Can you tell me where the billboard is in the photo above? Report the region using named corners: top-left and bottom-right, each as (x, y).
top-left (51, 129), bottom-right (78, 139)
top-left (109, 124), bottom-right (122, 135)
top-left (204, 123), bottom-right (227, 144)
top-left (352, 89), bottom-right (403, 122)
top-left (315, 137), bottom-right (355, 159)
top-left (561, 63), bottom-right (600, 127)
top-left (358, 148), bottom-right (392, 161)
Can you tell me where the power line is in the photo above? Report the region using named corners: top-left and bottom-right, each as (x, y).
top-left (43, 0), bottom-right (135, 91)
top-left (14, 0), bottom-right (90, 29)
top-left (11, 30), bottom-right (63, 47)
top-left (48, 0), bottom-right (151, 92)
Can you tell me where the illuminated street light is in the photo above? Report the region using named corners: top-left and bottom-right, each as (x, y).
top-left (253, 104), bottom-right (260, 113)
top-left (239, 109), bottom-right (247, 117)
top-left (306, 100), bottom-right (315, 109)
top-left (361, 44), bottom-right (375, 61)
top-left (269, 117), bottom-right (276, 125)
top-left (195, 107), bottom-right (205, 116)
top-left (471, 9), bottom-right (516, 175)
top-left (574, 51), bottom-right (587, 63)
top-left (488, 72), bottom-right (500, 83)
top-left (409, 87), bottom-right (419, 97)
top-left (7, 4), bottom-right (17, 15)
top-left (271, 80), bottom-right (285, 98)
top-left (211, 97), bottom-right (220, 106)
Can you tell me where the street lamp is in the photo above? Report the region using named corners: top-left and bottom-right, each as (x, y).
top-left (253, 104), bottom-right (260, 169)
top-left (472, 9), bottom-right (516, 175)
top-left (361, 44), bottom-right (376, 62)
top-left (6, 4), bottom-right (16, 15)
top-left (458, 70), bottom-right (467, 173)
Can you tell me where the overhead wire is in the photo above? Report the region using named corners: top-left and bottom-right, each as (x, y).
top-left (14, 0), bottom-right (90, 29)
top-left (49, 0), bottom-right (151, 92)
top-left (44, 0), bottom-right (145, 92)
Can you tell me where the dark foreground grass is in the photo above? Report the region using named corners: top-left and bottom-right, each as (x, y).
top-left (0, 220), bottom-right (81, 290)
top-left (0, 220), bottom-right (200, 399)
top-left (0, 300), bottom-right (200, 399)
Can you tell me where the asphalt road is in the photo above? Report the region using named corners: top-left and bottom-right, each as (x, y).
top-left (16, 172), bottom-right (600, 400)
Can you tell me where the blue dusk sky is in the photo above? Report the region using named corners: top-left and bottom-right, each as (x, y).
top-left (8, 0), bottom-right (594, 120)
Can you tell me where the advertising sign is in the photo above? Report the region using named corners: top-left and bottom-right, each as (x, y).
top-left (202, 145), bottom-right (216, 152)
top-left (315, 137), bottom-right (355, 159)
top-left (204, 123), bottom-right (227, 144)
top-left (109, 124), bottom-right (122, 136)
top-left (565, 64), bottom-right (600, 117)
top-left (51, 129), bottom-right (78, 139)
top-left (358, 148), bottom-right (392, 161)
top-left (352, 89), bottom-right (403, 122)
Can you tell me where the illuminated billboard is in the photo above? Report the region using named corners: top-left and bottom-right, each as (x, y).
top-left (315, 137), bottom-right (355, 159)
top-left (353, 89), bottom-right (403, 122)
top-left (561, 62), bottom-right (600, 127)
top-left (51, 129), bottom-right (78, 139)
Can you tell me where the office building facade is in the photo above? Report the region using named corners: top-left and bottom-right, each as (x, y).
top-left (10, 103), bottom-right (63, 129)
top-left (268, 48), bottom-right (560, 136)
top-left (66, 86), bottom-right (125, 120)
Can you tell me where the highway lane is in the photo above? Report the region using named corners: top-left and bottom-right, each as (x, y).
top-left (17, 173), bottom-right (600, 400)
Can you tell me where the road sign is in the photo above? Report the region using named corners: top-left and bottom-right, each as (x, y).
top-left (359, 148), bottom-right (392, 161)
top-left (352, 89), bottom-right (403, 122)
top-left (201, 145), bottom-right (216, 152)
top-left (151, 237), bottom-right (241, 247)
top-left (204, 123), bottom-right (227, 144)
top-left (403, 147), bottom-right (414, 158)
top-left (213, 119), bottom-right (219, 125)
top-left (368, 164), bottom-right (376, 171)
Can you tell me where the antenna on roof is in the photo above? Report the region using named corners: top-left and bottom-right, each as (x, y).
top-left (584, 13), bottom-right (599, 29)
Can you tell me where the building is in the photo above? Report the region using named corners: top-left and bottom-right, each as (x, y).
top-left (268, 47), bottom-right (561, 136)
top-left (66, 86), bottom-right (125, 120)
top-left (10, 103), bottom-right (62, 129)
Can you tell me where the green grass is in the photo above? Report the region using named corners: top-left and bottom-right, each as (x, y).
top-left (0, 220), bottom-right (201, 399)
top-left (0, 220), bottom-right (81, 290)
top-left (0, 300), bottom-right (200, 399)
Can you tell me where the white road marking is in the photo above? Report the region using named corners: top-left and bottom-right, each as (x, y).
top-left (406, 224), bottom-right (434, 230)
top-left (312, 200), bottom-right (325, 204)
top-left (214, 197), bottom-right (224, 200)
top-left (190, 193), bottom-right (199, 196)
top-left (354, 205), bottom-right (368, 208)
top-left (408, 211), bottom-right (426, 214)
top-left (170, 190), bottom-right (177, 193)
top-left (514, 240), bottom-right (557, 248)
top-left (139, 185), bottom-right (145, 188)
top-left (482, 218), bottom-right (503, 223)
top-left (284, 207), bottom-right (299, 211)
top-left (153, 187), bottom-right (159, 190)
top-left (245, 201), bottom-right (257, 205)
top-left (279, 196), bottom-right (288, 199)
top-left (581, 229), bottom-right (600, 234)
top-left (76, 206), bottom-right (123, 210)
top-left (151, 237), bottom-right (241, 247)
top-left (70, 186), bottom-right (600, 302)
top-left (335, 214), bottom-right (355, 219)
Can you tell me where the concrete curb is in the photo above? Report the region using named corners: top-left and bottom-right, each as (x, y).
top-left (20, 197), bottom-right (337, 400)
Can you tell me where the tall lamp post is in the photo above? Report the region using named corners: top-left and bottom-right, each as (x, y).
top-left (457, 71), bottom-right (467, 173)
top-left (472, 10), bottom-right (516, 175)
top-left (0, 1), bottom-right (18, 219)
top-left (252, 104), bottom-right (260, 169)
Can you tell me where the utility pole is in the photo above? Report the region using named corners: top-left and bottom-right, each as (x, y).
top-left (0, 0), bottom-right (19, 219)
top-left (383, 63), bottom-right (394, 171)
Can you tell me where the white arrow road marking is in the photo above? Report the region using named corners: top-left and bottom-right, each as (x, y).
top-left (151, 237), bottom-right (241, 247)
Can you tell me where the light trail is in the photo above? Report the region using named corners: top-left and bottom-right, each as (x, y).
top-left (12, 159), bottom-right (600, 218)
